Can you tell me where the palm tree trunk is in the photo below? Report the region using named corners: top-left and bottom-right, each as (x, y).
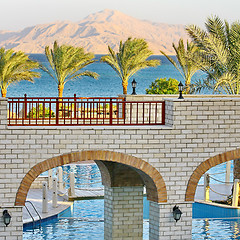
top-left (122, 81), bottom-right (128, 95)
top-left (185, 77), bottom-right (191, 94)
top-left (58, 85), bottom-right (64, 98)
top-left (58, 84), bottom-right (64, 117)
top-left (1, 88), bottom-right (7, 97)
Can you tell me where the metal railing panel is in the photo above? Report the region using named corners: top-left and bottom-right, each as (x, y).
top-left (7, 95), bottom-right (165, 126)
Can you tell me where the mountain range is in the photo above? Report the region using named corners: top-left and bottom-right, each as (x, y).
top-left (0, 9), bottom-right (189, 54)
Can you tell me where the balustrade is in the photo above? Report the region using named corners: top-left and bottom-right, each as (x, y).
top-left (7, 94), bottom-right (165, 126)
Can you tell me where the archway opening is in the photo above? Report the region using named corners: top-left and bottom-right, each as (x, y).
top-left (16, 150), bottom-right (167, 240)
top-left (186, 150), bottom-right (240, 239)
top-left (186, 149), bottom-right (240, 202)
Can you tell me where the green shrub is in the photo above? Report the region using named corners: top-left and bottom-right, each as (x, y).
top-left (146, 78), bottom-right (179, 94)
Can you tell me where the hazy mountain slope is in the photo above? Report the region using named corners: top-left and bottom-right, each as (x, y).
top-left (0, 9), bottom-right (189, 54)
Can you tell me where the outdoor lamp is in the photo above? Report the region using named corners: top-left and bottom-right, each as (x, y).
top-left (131, 79), bottom-right (137, 95)
top-left (173, 205), bottom-right (182, 222)
top-left (178, 81), bottom-right (184, 99)
top-left (3, 210), bottom-right (11, 226)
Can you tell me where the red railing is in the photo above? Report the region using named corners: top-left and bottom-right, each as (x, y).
top-left (7, 95), bottom-right (165, 126)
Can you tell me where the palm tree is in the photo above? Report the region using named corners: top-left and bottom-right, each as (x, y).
top-left (0, 48), bottom-right (40, 97)
top-left (160, 38), bottom-right (201, 94)
top-left (186, 16), bottom-right (240, 94)
top-left (186, 16), bottom-right (240, 181)
top-left (42, 41), bottom-right (99, 98)
top-left (101, 37), bottom-right (160, 94)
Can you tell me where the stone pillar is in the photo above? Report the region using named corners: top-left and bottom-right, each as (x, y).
top-left (157, 202), bottom-right (193, 240)
top-left (149, 201), bottom-right (160, 240)
top-left (0, 98), bottom-right (8, 129)
top-left (104, 185), bottom-right (143, 240)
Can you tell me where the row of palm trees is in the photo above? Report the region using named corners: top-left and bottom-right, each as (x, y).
top-left (0, 38), bottom-right (160, 98)
top-left (1, 15), bottom-right (240, 98)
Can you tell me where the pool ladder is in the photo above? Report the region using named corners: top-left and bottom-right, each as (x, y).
top-left (25, 201), bottom-right (42, 228)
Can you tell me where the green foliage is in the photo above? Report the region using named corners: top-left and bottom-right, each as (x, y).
top-left (42, 41), bottom-right (99, 97)
top-left (160, 39), bottom-right (201, 94)
top-left (186, 16), bottom-right (240, 94)
top-left (146, 78), bottom-right (179, 94)
top-left (101, 37), bottom-right (160, 94)
top-left (0, 48), bottom-right (40, 97)
top-left (27, 104), bottom-right (55, 118)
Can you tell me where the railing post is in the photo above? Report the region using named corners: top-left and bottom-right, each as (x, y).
top-left (42, 181), bottom-right (48, 213)
top-left (161, 101), bottom-right (165, 125)
top-left (109, 98), bottom-right (113, 125)
top-left (58, 167), bottom-right (64, 192)
top-left (225, 161), bottom-right (231, 184)
top-left (24, 94), bottom-right (27, 119)
top-left (74, 94), bottom-right (77, 119)
top-left (122, 97), bottom-right (126, 120)
top-left (56, 98), bottom-right (59, 125)
top-left (232, 179), bottom-right (239, 207)
top-left (48, 169), bottom-right (53, 189)
top-left (52, 177), bottom-right (58, 208)
top-left (69, 172), bottom-right (75, 197)
top-left (204, 173), bottom-right (210, 202)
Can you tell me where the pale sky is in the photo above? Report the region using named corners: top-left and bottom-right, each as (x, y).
top-left (1, 0), bottom-right (239, 31)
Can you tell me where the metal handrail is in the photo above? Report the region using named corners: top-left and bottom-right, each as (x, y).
top-left (25, 201), bottom-right (42, 228)
top-left (7, 95), bottom-right (165, 126)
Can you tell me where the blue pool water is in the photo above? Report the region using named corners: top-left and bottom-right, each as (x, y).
top-left (23, 162), bottom-right (237, 239)
top-left (23, 199), bottom-right (149, 240)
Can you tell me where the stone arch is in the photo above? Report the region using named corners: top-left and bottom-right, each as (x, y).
top-left (185, 148), bottom-right (240, 201)
top-left (15, 150), bottom-right (167, 206)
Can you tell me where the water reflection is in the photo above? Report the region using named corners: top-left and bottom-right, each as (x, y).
top-left (193, 218), bottom-right (240, 239)
top-left (233, 221), bottom-right (240, 239)
top-left (202, 219), bottom-right (210, 239)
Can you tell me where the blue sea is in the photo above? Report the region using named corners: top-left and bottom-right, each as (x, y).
top-left (7, 54), bottom-right (205, 98)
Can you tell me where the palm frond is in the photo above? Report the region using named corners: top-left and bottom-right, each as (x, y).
top-left (0, 48), bottom-right (40, 94)
top-left (101, 38), bottom-right (160, 94)
top-left (43, 41), bottom-right (97, 96)
top-left (186, 16), bottom-right (240, 95)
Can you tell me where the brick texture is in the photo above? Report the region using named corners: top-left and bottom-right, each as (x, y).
top-left (1, 95), bottom-right (240, 239)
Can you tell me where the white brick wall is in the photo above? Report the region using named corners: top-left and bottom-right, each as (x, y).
top-left (158, 202), bottom-right (192, 240)
top-left (149, 201), bottom-right (160, 240)
top-left (104, 186), bottom-right (143, 240)
top-left (0, 207), bottom-right (23, 240)
top-left (1, 95), bottom-right (240, 239)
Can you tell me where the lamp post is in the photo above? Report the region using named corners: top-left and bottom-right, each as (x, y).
top-left (173, 205), bottom-right (182, 222)
top-left (3, 210), bottom-right (11, 226)
top-left (131, 79), bottom-right (137, 95)
top-left (178, 81), bottom-right (184, 99)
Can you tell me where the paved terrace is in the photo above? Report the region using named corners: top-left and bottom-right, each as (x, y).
top-left (23, 189), bottom-right (72, 224)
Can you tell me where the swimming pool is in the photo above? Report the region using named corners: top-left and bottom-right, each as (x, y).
top-left (23, 199), bottom-right (240, 240)
top-left (23, 162), bottom-right (238, 239)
